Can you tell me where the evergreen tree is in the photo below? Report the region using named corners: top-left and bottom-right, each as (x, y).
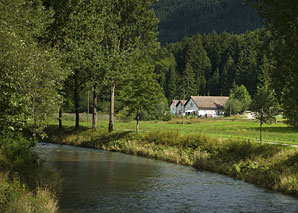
top-left (167, 66), bottom-right (177, 102)
top-left (251, 82), bottom-right (279, 143)
top-left (257, 54), bottom-right (271, 84)
top-left (181, 63), bottom-right (197, 98)
top-left (250, 0), bottom-right (298, 127)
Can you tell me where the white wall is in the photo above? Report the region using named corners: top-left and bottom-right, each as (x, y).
top-left (170, 102), bottom-right (177, 114)
top-left (176, 102), bottom-right (185, 115)
top-left (198, 109), bottom-right (224, 117)
top-left (184, 99), bottom-right (198, 115)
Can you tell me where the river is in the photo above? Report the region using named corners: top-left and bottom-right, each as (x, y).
top-left (36, 142), bottom-right (298, 213)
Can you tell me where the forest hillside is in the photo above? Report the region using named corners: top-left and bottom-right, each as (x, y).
top-left (154, 0), bottom-right (262, 44)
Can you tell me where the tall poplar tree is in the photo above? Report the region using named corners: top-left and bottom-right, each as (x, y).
top-left (102, 0), bottom-right (159, 132)
top-left (44, 0), bottom-right (106, 129)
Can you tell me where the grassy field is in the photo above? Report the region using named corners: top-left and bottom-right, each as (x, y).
top-left (46, 113), bottom-right (298, 145)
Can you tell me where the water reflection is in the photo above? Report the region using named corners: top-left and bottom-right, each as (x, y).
top-left (36, 143), bottom-right (298, 213)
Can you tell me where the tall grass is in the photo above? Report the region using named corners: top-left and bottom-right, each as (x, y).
top-left (0, 173), bottom-right (58, 213)
top-left (0, 133), bottom-right (61, 212)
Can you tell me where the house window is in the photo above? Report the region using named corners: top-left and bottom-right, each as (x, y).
top-left (190, 102), bottom-right (193, 107)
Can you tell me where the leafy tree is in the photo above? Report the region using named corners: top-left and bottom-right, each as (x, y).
top-left (224, 98), bottom-right (242, 116)
top-left (0, 0), bottom-right (67, 135)
top-left (102, 0), bottom-right (159, 132)
top-left (251, 82), bottom-right (279, 143)
top-left (249, 0), bottom-right (298, 127)
top-left (121, 55), bottom-right (163, 133)
top-left (44, 0), bottom-right (106, 130)
top-left (225, 84), bottom-right (252, 115)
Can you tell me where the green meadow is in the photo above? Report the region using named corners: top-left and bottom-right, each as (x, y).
top-left (46, 114), bottom-right (298, 145)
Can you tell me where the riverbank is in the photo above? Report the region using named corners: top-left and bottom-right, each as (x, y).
top-left (0, 133), bottom-right (61, 212)
top-left (44, 125), bottom-right (298, 198)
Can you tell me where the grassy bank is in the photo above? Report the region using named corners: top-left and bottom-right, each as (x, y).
top-left (0, 173), bottom-right (58, 213)
top-left (0, 133), bottom-right (61, 212)
top-left (44, 125), bottom-right (298, 198)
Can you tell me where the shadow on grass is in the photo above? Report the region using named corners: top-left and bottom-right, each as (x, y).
top-left (44, 125), bottom-right (90, 137)
top-left (215, 141), bottom-right (284, 163)
top-left (44, 125), bottom-right (135, 149)
top-left (251, 126), bottom-right (298, 134)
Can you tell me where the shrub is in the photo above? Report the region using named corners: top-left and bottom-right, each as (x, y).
top-left (0, 173), bottom-right (58, 213)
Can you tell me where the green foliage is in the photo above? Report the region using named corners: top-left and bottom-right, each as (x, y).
top-left (155, 30), bottom-right (273, 101)
top-left (0, 134), bottom-right (37, 180)
top-left (224, 98), bottom-right (242, 116)
top-left (225, 83), bottom-right (252, 115)
top-left (0, 173), bottom-right (58, 213)
top-left (120, 53), bottom-right (165, 125)
top-left (0, 0), bottom-right (68, 135)
top-left (249, 0), bottom-right (298, 127)
top-left (251, 82), bottom-right (279, 125)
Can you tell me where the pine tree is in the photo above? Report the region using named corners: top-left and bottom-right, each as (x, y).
top-left (167, 66), bottom-right (177, 102)
top-left (181, 62), bottom-right (197, 98)
top-left (251, 82), bottom-right (279, 143)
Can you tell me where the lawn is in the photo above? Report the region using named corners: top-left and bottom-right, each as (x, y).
top-left (46, 114), bottom-right (298, 145)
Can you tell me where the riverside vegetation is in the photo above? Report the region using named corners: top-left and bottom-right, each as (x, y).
top-left (0, 133), bottom-right (62, 213)
top-left (44, 119), bottom-right (298, 198)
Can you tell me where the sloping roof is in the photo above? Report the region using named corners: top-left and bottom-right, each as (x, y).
top-left (188, 96), bottom-right (229, 109)
top-left (171, 100), bottom-right (179, 106)
top-left (176, 100), bottom-right (186, 107)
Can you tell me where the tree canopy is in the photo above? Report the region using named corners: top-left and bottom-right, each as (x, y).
top-left (249, 0), bottom-right (298, 127)
top-left (0, 0), bottom-right (68, 135)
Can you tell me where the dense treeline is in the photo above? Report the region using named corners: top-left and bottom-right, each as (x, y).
top-left (155, 30), bottom-right (274, 102)
top-left (154, 0), bottom-right (262, 44)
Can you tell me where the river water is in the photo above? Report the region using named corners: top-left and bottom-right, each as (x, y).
top-left (36, 143), bottom-right (298, 213)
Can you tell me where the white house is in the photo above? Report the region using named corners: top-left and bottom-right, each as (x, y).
top-left (176, 100), bottom-right (186, 115)
top-left (170, 100), bottom-right (179, 114)
top-left (184, 96), bottom-right (229, 117)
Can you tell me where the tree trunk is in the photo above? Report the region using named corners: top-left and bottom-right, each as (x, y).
top-left (108, 82), bottom-right (115, 132)
top-left (136, 115), bottom-right (139, 134)
top-left (92, 86), bottom-right (97, 131)
top-left (58, 108), bottom-right (62, 128)
top-left (74, 75), bottom-right (80, 129)
top-left (260, 120), bottom-right (263, 144)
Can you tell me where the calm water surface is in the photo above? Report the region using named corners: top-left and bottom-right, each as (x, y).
top-left (36, 143), bottom-right (298, 213)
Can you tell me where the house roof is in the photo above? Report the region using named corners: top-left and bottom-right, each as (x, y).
top-left (176, 100), bottom-right (186, 107)
top-left (171, 100), bottom-right (179, 106)
top-left (187, 96), bottom-right (229, 109)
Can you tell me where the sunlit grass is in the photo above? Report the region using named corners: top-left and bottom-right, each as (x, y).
top-left (46, 113), bottom-right (298, 145)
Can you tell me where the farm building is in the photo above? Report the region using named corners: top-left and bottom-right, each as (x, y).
top-left (170, 100), bottom-right (180, 114)
top-left (176, 100), bottom-right (186, 115)
top-left (170, 96), bottom-right (229, 117)
top-left (170, 100), bottom-right (186, 114)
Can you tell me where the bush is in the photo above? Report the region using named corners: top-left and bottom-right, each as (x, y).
top-left (0, 133), bottom-right (39, 185)
top-left (0, 173), bottom-right (58, 213)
